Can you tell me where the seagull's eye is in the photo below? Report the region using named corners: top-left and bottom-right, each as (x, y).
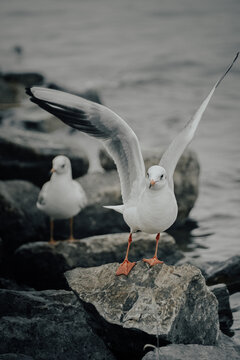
top-left (61, 164), bottom-right (65, 168)
top-left (160, 174), bottom-right (164, 180)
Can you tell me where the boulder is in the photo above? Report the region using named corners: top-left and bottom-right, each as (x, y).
top-left (142, 333), bottom-right (240, 360)
top-left (0, 128), bottom-right (89, 186)
top-left (99, 148), bottom-right (200, 225)
top-left (0, 180), bottom-right (48, 275)
top-left (65, 262), bottom-right (219, 359)
top-left (210, 284), bottom-right (233, 335)
top-left (178, 255), bottom-right (240, 294)
top-left (0, 355), bottom-right (34, 360)
top-left (0, 289), bottom-right (116, 360)
top-left (206, 256), bottom-right (240, 294)
top-left (230, 292), bottom-right (240, 345)
top-left (2, 72), bottom-right (44, 87)
top-left (0, 78), bottom-right (19, 108)
top-left (14, 232), bottom-right (183, 289)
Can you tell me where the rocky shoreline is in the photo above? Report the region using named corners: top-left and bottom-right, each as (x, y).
top-left (0, 72), bottom-right (239, 360)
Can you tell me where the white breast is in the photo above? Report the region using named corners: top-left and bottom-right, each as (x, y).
top-left (38, 178), bottom-right (84, 220)
top-left (123, 185), bottom-right (178, 234)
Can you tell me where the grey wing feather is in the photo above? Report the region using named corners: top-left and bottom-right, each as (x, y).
top-left (27, 87), bottom-right (145, 204)
top-left (74, 181), bottom-right (87, 209)
top-left (160, 53), bottom-right (239, 189)
top-left (37, 182), bottom-right (49, 206)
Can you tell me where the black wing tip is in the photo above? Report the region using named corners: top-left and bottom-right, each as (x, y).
top-left (25, 87), bottom-right (33, 97)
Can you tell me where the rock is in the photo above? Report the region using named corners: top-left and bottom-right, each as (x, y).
top-left (210, 284), bottom-right (233, 335)
top-left (230, 292), bottom-right (240, 345)
top-left (14, 232), bottom-right (183, 290)
top-left (0, 128), bottom-right (89, 186)
top-left (179, 255), bottom-right (240, 294)
top-left (99, 148), bottom-right (200, 225)
top-left (0, 355), bottom-right (34, 360)
top-left (65, 262), bottom-right (219, 359)
top-left (0, 277), bottom-right (33, 291)
top-left (142, 333), bottom-right (240, 360)
top-left (0, 289), bottom-right (116, 360)
top-left (0, 180), bottom-right (48, 275)
top-left (0, 78), bottom-right (19, 108)
top-left (2, 72), bottom-right (44, 87)
top-left (206, 256), bottom-right (240, 294)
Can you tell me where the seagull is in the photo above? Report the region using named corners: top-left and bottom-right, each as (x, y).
top-left (27, 53), bottom-right (238, 273)
top-left (37, 155), bottom-right (87, 244)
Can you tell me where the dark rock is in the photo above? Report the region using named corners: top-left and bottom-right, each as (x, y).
top-left (14, 232), bottom-right (183, 290)
top-left (0, 289), bottom-right (116, 360)
top-left (0, 78), bottom-right (19, 108)
top-left (206, 256), bottom-right (240, 294)
top-left (0, 128), bottom-right (89, 186)
top-left (210, 283), bottom-right (233, 335)
top-left (0, 277), bottom-right (33, 291)
top-left (142, 333), bottom-right (240, 360)
top-left (0, 180), bottom-right (48, 275)
top-left (65, 262), bottom-right (219, 359)
top-left (179, 255), bottom-right (240, 294)
top-left (99, 148), bottom-right (200, 225)
top-left (2, 72), bottom-right (44, 87)
top-left (230, 292), bottom-right (240, 345)
top-left (0, 354), bottom-right (34, 360)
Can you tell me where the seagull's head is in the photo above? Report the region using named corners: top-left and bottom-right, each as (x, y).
top-left (146, 165), bottom-right (167, 190)
top-left (51, 155), bottom-right (71, 175)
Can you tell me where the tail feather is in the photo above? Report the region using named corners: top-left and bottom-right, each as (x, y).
top-left (103, 205), bottom-right (124, 214)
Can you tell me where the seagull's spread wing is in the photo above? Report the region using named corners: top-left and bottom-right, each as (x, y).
top-left (27, 87), bottom-right (145, 204)
top-left (160, 53), bottom-right (239, 189)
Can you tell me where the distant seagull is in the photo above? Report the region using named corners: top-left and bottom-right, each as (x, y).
top-left (27, 53), bottom-right (238, 272)
top-left (37, 155), bottom-right (87, 244)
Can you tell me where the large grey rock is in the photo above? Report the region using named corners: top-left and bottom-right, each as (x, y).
top-left (0, 180), bottom-right (48, 275)
top-left (0, 128), bottom-right (89, 186)
top-left (14, 232), bottom-right (183, 289)
top-left (0, 289), bottom-right (116, 360)
top-left (99, 148), bottom-right (200, 225)
top-left (210, 284), bottom-right (233, 335)
top-left (65, 262), bottom-right (219, 359)
top-left (142, 333), bottom-right (240, 360)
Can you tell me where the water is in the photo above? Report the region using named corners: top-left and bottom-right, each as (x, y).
top-left (0, 1), bottom-right (240, 260)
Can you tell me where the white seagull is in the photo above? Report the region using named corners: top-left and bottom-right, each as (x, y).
top-left (27, 53), bottom-right (238, 273)
top-left (37, 155), bottom-right (87, 244)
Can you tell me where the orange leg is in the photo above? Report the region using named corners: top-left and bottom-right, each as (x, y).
top-left (68, 218), bottom-right (75, 242)
top-left (49, 219), bottom-right (56, 245)
top-left (143, 233), bottom-right (163, 267)
top-left (116, 233), bottom-right (136, 276)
